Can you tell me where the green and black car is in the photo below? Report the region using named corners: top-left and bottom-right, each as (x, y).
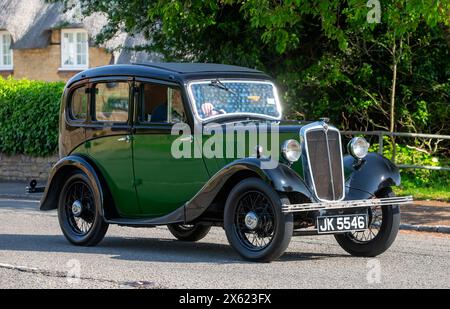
top-left (39, 63), bottom-right (412, 262)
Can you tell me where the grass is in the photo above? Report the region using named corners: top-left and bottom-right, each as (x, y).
top-left (394, 185), bottom-right (450, 202)
top-left (390, 169), bottom-right (450, 202)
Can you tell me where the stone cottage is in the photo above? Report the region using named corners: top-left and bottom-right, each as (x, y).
top-left (0, 0), bottom-right (159, 81)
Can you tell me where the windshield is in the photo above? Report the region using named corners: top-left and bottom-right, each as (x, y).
top-left (189, 80), bottom-right (282, 120)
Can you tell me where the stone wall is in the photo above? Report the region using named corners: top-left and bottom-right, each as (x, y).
top-left (0, 154), bottom-right (58, 182)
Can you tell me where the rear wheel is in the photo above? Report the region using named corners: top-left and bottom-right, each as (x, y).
top-left (334, 188), bottom-right (400, 257)
top-left (167, 224), bottom-right (211, 241)
top-left (58, 171), bottom-right (109, 246)
top-left (224, 178), bottom-right (293, 262)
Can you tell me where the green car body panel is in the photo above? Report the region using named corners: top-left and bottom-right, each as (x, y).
top-left (202, 124), bottom-right (303, 176)
top-left (132, 133), bottom-right (209, 217)
top-left (71, 137), bottom-right (140, 217)
top-left (69, 123), bottom-right (304, 218)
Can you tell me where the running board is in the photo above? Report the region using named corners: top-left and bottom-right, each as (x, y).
top-left (105, 205), bottom-right (185, 226)
top-left (282, 196), bottom-right (413, 213)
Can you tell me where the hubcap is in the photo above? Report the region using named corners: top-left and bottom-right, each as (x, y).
top-left (71, 200), bottom-right (83, 217)
top-left (244, 211), bottom-right (259, 230)
top-left (234, 191), bottom-right (276, 251)
top-left (64, 180), bottom-right (95, 236)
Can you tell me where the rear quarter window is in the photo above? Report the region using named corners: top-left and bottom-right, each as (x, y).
top-left (69, 86), bottom-right (88, 121)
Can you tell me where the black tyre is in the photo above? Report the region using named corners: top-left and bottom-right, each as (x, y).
top-left (58, 171), bottom-right (109, 246)
top-left (334, 188), bottom-right (400, 257)
top-left (167, 224), bottom-right (211, 241)
top-left (224, 178), bottom-right (293, 262)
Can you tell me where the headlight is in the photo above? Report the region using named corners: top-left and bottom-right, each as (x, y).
top-left (348, 137), bottom-right (370, 159)
top-left (281, 139), bottom-right (301, 162)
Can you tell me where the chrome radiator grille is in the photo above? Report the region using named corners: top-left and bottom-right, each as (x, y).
top-left (302, 123), bottom-right (345, 201)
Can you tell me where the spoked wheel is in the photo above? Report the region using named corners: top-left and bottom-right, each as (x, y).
top-left (64, 181), bottom-right (95, 236)
top-left (167, 223), bottom-right (211, 241)
top-left (335, 188), bottom-right (400, 257)
top-left (348, 205), bottom-right (383, 243)
top-left (58, 171), bottom-right (109, 246)
top-left (224, 178), bottom-right (293, 262)
top-left (234, 191), bottom-right (276, 251)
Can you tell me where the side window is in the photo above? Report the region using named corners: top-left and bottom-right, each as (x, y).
top-left (94, 82), bottom-right (129, 123)
top-left (139, 83), bottom-right (186, 123)
top-left (70, 86), bottom-right (88, 121)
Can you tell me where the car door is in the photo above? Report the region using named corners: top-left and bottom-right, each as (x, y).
top-left (132, 79), bottom-right (210, 217)
top-left (84, 77), bottom-right (140, 217)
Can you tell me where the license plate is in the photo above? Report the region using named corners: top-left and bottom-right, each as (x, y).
top-left (317, 214), bottom-right (368, 234)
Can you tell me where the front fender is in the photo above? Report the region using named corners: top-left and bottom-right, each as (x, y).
top-left (40, 155), bottom-right (104, 212)
top-left (184, 158), bottom-right (313, 221)
top-left (344, 152), bottom-right (400, 199)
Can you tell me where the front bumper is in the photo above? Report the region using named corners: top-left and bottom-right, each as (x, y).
top-left (282, 195), bottom-right (413, 213)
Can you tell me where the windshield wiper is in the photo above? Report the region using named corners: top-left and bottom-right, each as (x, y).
top-left (209, 79), bottom-right (237, 95)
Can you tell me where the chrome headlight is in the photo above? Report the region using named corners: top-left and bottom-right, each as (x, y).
top-left (348, 137), bottom-right (370, 159)
top-left (281, 139), bottom-right (301, 162)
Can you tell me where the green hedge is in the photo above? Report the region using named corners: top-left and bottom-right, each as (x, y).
top-left (0, 77), bottom-right (65, 156)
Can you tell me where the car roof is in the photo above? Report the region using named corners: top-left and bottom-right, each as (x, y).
top-left (135, 62), bottom-right (263, 74)
top-left (66, 63), bottom-right (271, 87)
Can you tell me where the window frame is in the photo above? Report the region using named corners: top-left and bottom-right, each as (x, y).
top-left (187, 79), bottom-right (283, 123)
top-left (60, 28), bottom-right (89, 71)
top-left (68, 84), bottom-right (90, 123)
top-left (92, 80), bottom-right (132, 125)
top-left (135, 79), bottom-right (188, 127)
top-left (0, 30), bottom-right (13, 70)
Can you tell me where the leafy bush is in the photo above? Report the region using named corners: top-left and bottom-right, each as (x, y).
top-left (0, 77), bottom-right (65, 156)
top-left (370, 138), bottom-right (449, 190)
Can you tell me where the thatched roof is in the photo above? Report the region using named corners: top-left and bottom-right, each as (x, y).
top-left (0, 0), bottom-right (160, 63)
top-left (115, 34), bottom-right (163, 64)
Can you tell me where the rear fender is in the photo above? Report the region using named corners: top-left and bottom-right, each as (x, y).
top-left (40, 155), bottom-right (104, 216)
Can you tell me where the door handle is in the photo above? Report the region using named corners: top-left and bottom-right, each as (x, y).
top-left (118, 135), bottom-right (133, 143)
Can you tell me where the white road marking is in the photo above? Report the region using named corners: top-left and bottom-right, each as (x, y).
top-left (0, 198), bottom-right (39, 203)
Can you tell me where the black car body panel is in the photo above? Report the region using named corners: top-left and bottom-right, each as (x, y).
top-left (40, 155), bottom-right (104, 212)
top-left (184, 158), bottom-right (314, 222)
top-left (344, 153), bottom-right (401, 198)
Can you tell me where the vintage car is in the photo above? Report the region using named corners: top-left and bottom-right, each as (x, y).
top-left (38, 63), bottom-right (412, 262)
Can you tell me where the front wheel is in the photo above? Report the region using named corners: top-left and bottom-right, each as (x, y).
top-left (224, 178), bottom-right (293, 262)
top-left (334, 188), bottom-right (400, 257)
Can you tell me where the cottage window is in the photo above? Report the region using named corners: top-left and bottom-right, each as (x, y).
top-left (0, 31), bottom-right (13, 70)
top-left (61, 29), bottom-right (88, 70)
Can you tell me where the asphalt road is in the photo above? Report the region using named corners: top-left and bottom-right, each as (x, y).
top-left (0, 198), bottom-right (449, 289)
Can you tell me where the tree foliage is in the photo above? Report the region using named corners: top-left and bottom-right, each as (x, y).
top-left (56, 0), bottom-right (449, 154)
